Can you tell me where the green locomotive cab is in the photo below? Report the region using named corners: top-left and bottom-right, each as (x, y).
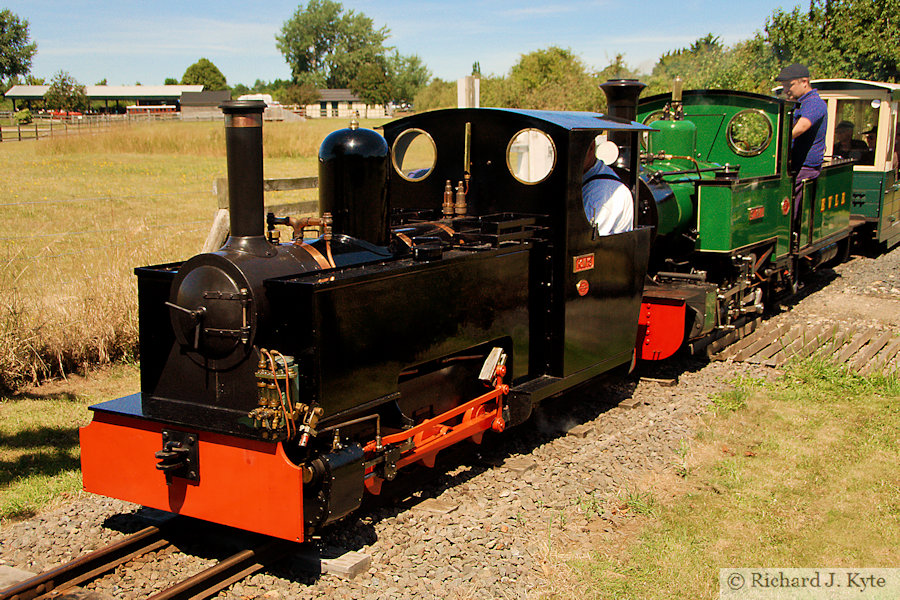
top-left (809, 79), bottom-right (900, 250)
top-left (635, 85), bottom-right (854, 360)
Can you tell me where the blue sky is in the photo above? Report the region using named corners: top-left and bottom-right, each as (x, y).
top-left (8, 0), bottom-right (802, 87)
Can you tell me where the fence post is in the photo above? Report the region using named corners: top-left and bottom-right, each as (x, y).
top-left (35, 122), bottom-right (38, 140)
top-left (201, 178), bottom-right (232, 253)
top-left (18, 122), bottom-right (21, 141)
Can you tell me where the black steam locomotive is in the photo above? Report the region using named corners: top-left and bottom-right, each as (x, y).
top-left (80, 82), bottom-right (655, 542)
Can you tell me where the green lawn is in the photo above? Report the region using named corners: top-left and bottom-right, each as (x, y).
top-left (568, 361), bottom-right (900, 600)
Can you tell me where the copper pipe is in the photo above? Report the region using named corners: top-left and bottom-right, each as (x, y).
top-left (275, 216), bottom-right (330, 240)
top-left (263, 349), bottom-right (292, 439)
top-left (270, 350), bottom-right (294, 416)
top-left (322, 212), bottom-right (336, 268)
top-left (325, 240), bottom-right (336, 268)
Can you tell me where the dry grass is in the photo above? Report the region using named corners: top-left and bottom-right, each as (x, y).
top-left (36, 117), bottom-right (389, 159)
top-left (0, 117), bottom-right (389, 391)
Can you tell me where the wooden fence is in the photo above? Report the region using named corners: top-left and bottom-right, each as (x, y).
top-left (0, 113), bottom-right (181, 142)
top-left (0, 115), bottom-right (121, 142)
top-left (202, 176), bottom-right (320, 252)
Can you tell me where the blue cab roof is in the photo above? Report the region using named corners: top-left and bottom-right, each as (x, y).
top-left (385, 107), bottom-right (651, 133)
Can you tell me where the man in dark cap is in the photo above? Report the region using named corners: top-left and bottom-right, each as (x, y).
top-left (776, 63), bottom-right (827, 246)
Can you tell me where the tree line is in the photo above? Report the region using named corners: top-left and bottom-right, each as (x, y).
top-left (415, 0), bottom-right (900, 111)
top-left (2, 0), bottom-right (898, 114)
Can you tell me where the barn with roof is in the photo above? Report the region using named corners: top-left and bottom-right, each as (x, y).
top-left (4, 84), bottom-right (204, 113)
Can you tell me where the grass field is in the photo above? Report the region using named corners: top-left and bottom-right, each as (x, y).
top-left (566, 361), bottom-right (900, 599)
top-left (0, 117), bottom-right (389, 390)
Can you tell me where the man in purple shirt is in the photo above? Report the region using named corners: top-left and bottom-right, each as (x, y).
top-left (776, 63), bottom-right (827, 243)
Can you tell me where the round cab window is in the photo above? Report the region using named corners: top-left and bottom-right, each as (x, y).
top-left (392, 129), bottom-right (437, 181)
top-left (507, 129), bottom-right (556, 184)
top-left (726, 109), bottom-right (773, 157)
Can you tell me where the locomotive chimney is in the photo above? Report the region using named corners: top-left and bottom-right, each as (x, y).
top-left (599, 79), bottom-right (646, 124)
top-left (599, 79), bottom-right (647, 170)
top-left (220, 100), bottom-right (269, 251)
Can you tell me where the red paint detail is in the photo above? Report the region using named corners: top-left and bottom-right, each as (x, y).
top-left (748, 206), bottom-right (765, 220)
top-left (635, 298), bottom-right (687, 361)
top-left (364, 369), bottom-right (508, 492)
top-left (573, 253), bottom-right (595, 273)
top-left (576, 279), bottom-right (589, 296)
top-left (364, 472), bottom-right (383, 495)
top-left (781, 198), bottom-right (790, 215)
top-left (80, 414), bottom-right (305, 542)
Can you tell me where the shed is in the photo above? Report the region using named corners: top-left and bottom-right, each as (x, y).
top-left (303, 89), bottom-right (387, 119)
top-left (4, 84), bottom-right (203, 112)
top-left (180, 90), bottom-right (233, 121)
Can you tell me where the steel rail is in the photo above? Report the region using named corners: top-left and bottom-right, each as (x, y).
top-left (0, 525), bottom-right (169, 600)
top-left (148, 539), bottom-right (294, 600)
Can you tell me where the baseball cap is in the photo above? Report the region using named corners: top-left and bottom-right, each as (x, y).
top-left (775, 63), bottom-right (810, 81)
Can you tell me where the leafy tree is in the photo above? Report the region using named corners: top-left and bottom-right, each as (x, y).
top-left (181, 58), bottom-right (227, 90)
top-left (478, 75), bottom-right (511, 107)
top-left (0, 9), bottom-right (36, 85)
top-left (597, 53), bottom-right (638, 82)
top-left (24, 74), bottom-right (44, 85)
top-left (387, 51), bottom-right (430, 104)
top-left (95, 78), bottom-right (107, 85)
top-left (413, 78), bottom-right (456, 111)
top-left (351, 58), bottom-right (392, 112)
top-left (279, 82), bottom-right (320, 106)
top-left (276, 0), bottom-right (388, 88)
top-left (44, 71), bottom-right (88, 111)
top-left (505, 46), bottom-right (602, 110)
top-left (471, 61), bottom-right (481, 77)
top-left (642, 33), bottom-right (776, 96)
top-left (164, 77), bottom-right (178, 85)
top-left (766, 0), bottom-right (900, 82)
top-left (230, 83), bottom-right (250, 98)
top-left (646, 34), bottom-right (726, 93)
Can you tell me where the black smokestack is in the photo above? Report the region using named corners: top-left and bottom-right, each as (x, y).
top-left (220, 100), bottom-right (267, 240)
top-left (599, 79), bottom-right (647, 123)
top-left (599, 79), bottom-right (647, 170)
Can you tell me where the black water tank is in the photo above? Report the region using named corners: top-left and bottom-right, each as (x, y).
top-left (318, 122), bottom-right (390, 246)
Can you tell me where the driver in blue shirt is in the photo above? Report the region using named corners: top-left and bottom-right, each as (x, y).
top-left (776, 63), bottom-right (827, 234)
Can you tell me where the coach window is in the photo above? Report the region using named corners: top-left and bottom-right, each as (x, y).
top-left (507, 129), bottom-right (556, 184)
top-left (392, 129), bottom-right (437, 181)
top-left (726, 109), bottom-right (773, 157)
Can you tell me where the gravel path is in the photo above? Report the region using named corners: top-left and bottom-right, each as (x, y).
top-left (1, 245), bottom-right (897, 599)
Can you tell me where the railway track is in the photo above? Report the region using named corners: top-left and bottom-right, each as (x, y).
top-left (0, 521), bottom-right (295, 600)
top-left (713, 318), bottom-right (900, 374)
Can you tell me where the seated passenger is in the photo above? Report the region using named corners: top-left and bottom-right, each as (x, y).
top-left (832, 121), bottom-right (867, 159)
top-left (860, 127), bottom-right (877, 165)
top-left (582, 141), bottom-right (633, 235)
